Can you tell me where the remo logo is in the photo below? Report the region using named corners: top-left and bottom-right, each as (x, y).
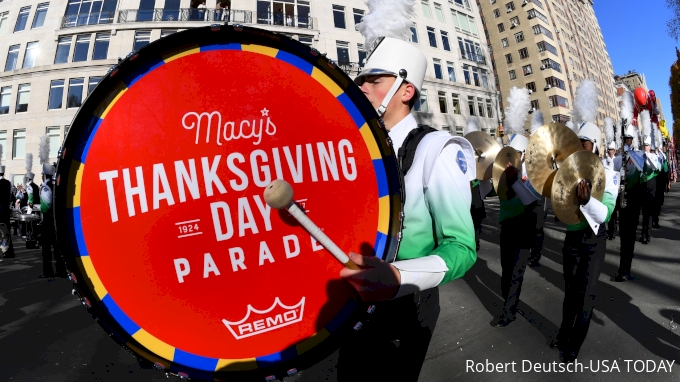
top-left (72, 45), bottom-right (389, 365)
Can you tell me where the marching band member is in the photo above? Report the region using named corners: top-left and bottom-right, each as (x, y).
top-left (38, 136), bottom-right (67, 279)
top-left (528, 110), bottom-right (546, 268)
top-left (638, 116), bottom-right (658, 245)
top-left (465, 117), bottom-right (490, 252)
top-left (602, 118), bottom-right (621, 240)
top-left (0, 162), bottom-right (15, 259)
top-left (550, 116), bottom-right (617, 364)
top-left (339, 2), bottom-right (477, 380)
top-left (652, 140), bottom-right (670, 228)
top-left (24, 153), bottom-right (39, 210)
top-left (490, 87), bottom-right (541, 328)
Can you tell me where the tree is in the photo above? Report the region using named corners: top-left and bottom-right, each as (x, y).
top-left (668, 0), bottom-right (680, 40)
top-left (671, 48), bottom-right (680, 143)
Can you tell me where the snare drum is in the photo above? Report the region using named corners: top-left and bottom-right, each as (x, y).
top-left (55, 25), bottom-right (403, 381)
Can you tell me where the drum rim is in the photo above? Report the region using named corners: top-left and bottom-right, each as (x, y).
top-left (54, 25), bottom-right (402, 380)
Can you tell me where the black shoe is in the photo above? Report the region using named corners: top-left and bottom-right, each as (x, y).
top-left (529, 261), bottom-right (540, 268)
top-left (611, 273), bottom-right (627, 282)
top-left (559, 350), bottom-right (577, 364)
top-left (490, 314), bottom-right (516, 328)
top-left (640, 235), bottom-right (648, 244)
top-left (625, 274), bottom-right (636, 281)
top-left (39, 273), bottom-right (55, 279)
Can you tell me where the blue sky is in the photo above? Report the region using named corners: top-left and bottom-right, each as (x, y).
top-left (593, 0), bottom-right (677, 128)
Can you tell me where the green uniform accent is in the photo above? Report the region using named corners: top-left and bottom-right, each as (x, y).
top-left (471, 179), bottom-right (480, 188)
top-left (566, 192), bottom-right (617, 231)
top-left (663, 159), bottom-right (669, 173)
top-left (640, 159), bottom-right (657, 183)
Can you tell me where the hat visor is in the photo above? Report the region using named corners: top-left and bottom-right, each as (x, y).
top-left (354, 68), bottom-right (397, 86)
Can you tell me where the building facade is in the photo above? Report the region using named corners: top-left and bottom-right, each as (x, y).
top-left (0, 0), bottom-right (501, 181)
top-left (478, 0), bottom-right (618, 149)
top-left (614, 70), bottom-right (647, 93)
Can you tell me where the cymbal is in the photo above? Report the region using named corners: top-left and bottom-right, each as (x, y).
top-left (465, 131), bottom-right (502, 180)
top-left (525, 123), bottom-right (583, 197)
top-left (492, 146), bottom-right (522, 201)
top-left (551, 151), bottom-right (606, 225)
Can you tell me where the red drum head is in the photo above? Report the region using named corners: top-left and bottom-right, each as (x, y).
top-left (55, 26), bottom-right (402, 380)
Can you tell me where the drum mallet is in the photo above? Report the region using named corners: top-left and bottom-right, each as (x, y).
top-left (264, 179), bottom-right (360, 270)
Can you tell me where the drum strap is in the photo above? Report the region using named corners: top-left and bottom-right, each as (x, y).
top-left (398, 125), bottom-right (438, 177)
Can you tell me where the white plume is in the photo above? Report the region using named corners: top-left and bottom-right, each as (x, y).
top-left (465, 117), bottom-right (480, 135)
top-left (530, 109), bottom-right (544, 134)
top-left (632, 129), bottom-right (639, 149)
top-left (504, 87), bottom-right (531, 135)
top-left (566, 121), bottom-right (578, 134)
top-left (8, 173), bottom-right (13, 184)
top-left (653, 123), bottom-right (662, 150)
top-left (357, 0), bottom-right (416, 51)
top-left (620, 91), bottom-right (634, 124)
top-left (573, 79), bottom-right (599, 124)
top-left (0, 144), bottom-right (3, 166)
top-left (615, 120), bottom-right (623, 149)
top-left (39, 135), bottom-right (50, 164)
top-left (604, 117), bottom-right (615, 146)
top-left (25, 153), bottom-right (33, 173)
top-left (640, 110), bottom-right (651, 138)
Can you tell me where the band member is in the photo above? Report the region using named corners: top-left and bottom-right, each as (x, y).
top-left (25, 154), bottom-right (39, 209)
top-left (38, 136), bottom-right (67, 279)
top-left (466, 117), bottom-right (490, 252)
top-left (338, 8), bottom-right (477, 380)
top-left (653, 140), bottom-right (670, 228)
top-left (551, 118), bottom-right (617, 363)
top-left (639, 134), bottom-right (658, 244)
top-left (528, 111), bottom-right (545, 267)
top-left (0, 165), bottom-right (15, 258)
top-left (602, 118), bottom-right (621, 240)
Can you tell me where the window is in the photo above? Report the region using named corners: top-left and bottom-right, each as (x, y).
top-left (333, 5), bottom-right (346, 29)
top-left (0, 86), bottom-right (10, 114)
top-left (446, 61), bottom-right (456, 81)
top-left (518, 47), bottom-right (529, 59)
top-left (442, 125), bottom-right (451, 135)
top-left (501, 38), bottom-right (509, 48)
top-left (48, 80), bottom-right (65, 110)
top-left (515, 31), bottom-right (524, 43)
top-left (472, 67), bottom-right (480, 86)
top-left (463, 65), bottom-right (471, 85)
top-left (358, 44), bottom-right (367, 67)
top-left (549, 95), bottom-right (569, 108)
top-left (486, 99), bottom-right (494, 119)
top-left (353, 8), bottom-right (364, 26)
top-left (64, 0), bottom-right (118, 27)
top-left (506, 1), bottom-right (515, 12)
top-left (455, 126), bottom-right (464, 136)
top-left (47, 127), bottom-right (60, 157)
top-left (552, 114), bottom-right (570, 124)
top-left (16, 84), bottom-right (30, 113)
top-left (161, 30), bottom-right (177, 38)
top-left (55, 37), bottom-right (72, 64)
top-left (545, 76), bottom-right (565, 90)
top-left (427, 27), bottom-right (437, 47)
top-left (67, 78), bottom-right (84, 108)
top-left (4, 45), bottom-right (19, 72)
top-left (133, 31), bottom-right (151, 51)
top-left (0, 12), bottom-right (8, 36)
top-left (0, 131), bottom-right (5, 160)
top-left (536, 41), bottom-right (557, 55)
top-left (12, 130), bottom-right (26, 159)
top-left (422, 1), bottom-right (432, 18)
top-left (532, 24), bottom-right (553, 39)
top-left (32, 3), bottom-right (49, 29)
top-left (336, 41), bottom-right (350, 64)
top-left (493, 9), bottom-right (500, 18)
top-left (468, 96), bottom-right (476, 116)
top-left (414, 89), bottom-right (429, 112)
top-left (522, 64), bottom-right (533, 75)
top-left (481, 69), bottom-right (489, 88)
top-left (498, 23), bottom-right (505, 33)
top-left (410, 25), bottom-right (419, 43)
top-left (73, 35), bottom-right (90, 62)
top-left (541, 58), bottom-right (561, 72)
top-left (434, 3), bottom-right (445, 22)
top-left (433, 58), bottom-right (443, 79)
top-left (92, 33), bottom-right (110, 60)
top-left (14, 6), bottom-right (31, 32)
top-left (23, 42), bottom-right (39, 69)
top-left (526, 82), bottom-right (536, 92)
top-left (530, 100), bottom-right (539, 110)
top-left (505, 53), bottom-right (513, 64)
top-left (527, 8), bottom-right (549, 24)
top-left (438, 91), bottom-right (447, 113)
top-left (452, 93), bottom-right (461, 114)
top-left (477, 97), bottom-right (485, 117)
top-left (509, 70), bottom-right (516, 80)
top-left (509, 16), bottom-right (519, 27)
top-left (88, 76), bottom-right (102, 95)
top-left (441, 31), bottom-right (450, 51)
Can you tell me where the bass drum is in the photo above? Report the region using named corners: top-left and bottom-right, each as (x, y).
top-left (54, 25), bottom-right (402, 381)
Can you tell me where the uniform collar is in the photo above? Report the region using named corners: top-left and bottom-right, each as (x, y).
top-left (388, 114), bottom-right (418, 152)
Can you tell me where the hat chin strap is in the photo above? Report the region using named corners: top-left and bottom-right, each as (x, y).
top-left (376, 69), bottom-right (408, 117)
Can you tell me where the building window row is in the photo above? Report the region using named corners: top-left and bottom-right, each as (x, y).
top-left (48, 76), bottom-right (101, 110)
top-left (0, 84), bottom-right (30, 115)
top-left (414, 89), bottom-right (493, 119)
top-left (12, 3), bottom-right (50, 33)
top-left (532, 24), bottom-right (553, 40)
top-left (536, 41), bottom-right (557, 56)
top-left (527, 9), bottom-right (549, 24)
top-left (0, 126), bottom-right (62, 164)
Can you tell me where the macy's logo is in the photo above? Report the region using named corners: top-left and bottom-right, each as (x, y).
top-left (222, 297), bottom-right (305, 340)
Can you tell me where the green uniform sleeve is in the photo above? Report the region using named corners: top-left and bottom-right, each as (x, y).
top-left (602, 191), bottom-right (616, 223)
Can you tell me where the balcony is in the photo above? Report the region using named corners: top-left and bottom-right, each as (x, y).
top-left (336, 61), bottom-right (363, 76)
top-left (256, 12), bottom-right (313, 29)
top-left (61, 11), bottom-right (115, 28)
top-left (460, 50), bottom-right (487, 65)
top-left (117, 8), bottom-right (252, 23)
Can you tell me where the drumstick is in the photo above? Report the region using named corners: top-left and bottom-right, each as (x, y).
top-left (263, 180), bottom-right (360, 270)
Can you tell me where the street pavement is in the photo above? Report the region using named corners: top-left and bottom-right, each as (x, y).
top-left (1, 190), bottom-right (680, 381)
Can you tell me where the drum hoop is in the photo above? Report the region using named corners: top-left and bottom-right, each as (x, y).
top-left (54, 25), bottom-right (402, 378)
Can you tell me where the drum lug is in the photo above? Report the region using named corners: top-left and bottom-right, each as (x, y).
top-left (233, 24), bottom-right (244, 31)
top-left (211, 23), bottom-right (221, 32)
top-left (397, 232), bottom-right (402, 241)
top-left (71, 288), bottom-right (77, 296)
top-left (310, 48), bottom-right (320, 56)
top-left (286, 368), bottom-right (298, 376)
top-left (353, 321), bottom-right (363, 331)
top-left (82, 297), bottom-right (91, 308)
top-left (399, 212), bottom-right (405, 221)
top-left (265, 375), bottom-right (276, 381)
top-left (154, 362), bottom-right (165, 370)
top-left (367, 305), bottom-right (376, 314)
top-left (177, 372), bottom-right (189, 379)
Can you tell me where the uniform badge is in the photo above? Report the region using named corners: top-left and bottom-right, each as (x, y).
top-left (613, 174), bottom-right (618, 186)
top-left (457, 151), bottom-right (467, 174)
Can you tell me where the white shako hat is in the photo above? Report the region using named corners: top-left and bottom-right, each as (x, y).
top-left (354, 0), bottom-right (426, 117)
top-left (624, 124), bottom-right (635, 139)
top-left (643, 135), bottom-right (651, 146)
top-left (508, 134), bottom-right (529, 153)
top-left (577, 122), bottom-right (601, 153)
top-left (608, 141), bottom-right (616, 150)
top-left (25, 153), bottom-right (34, 182)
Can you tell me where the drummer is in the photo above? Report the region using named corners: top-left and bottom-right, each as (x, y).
top-left (0, 167), bottom-right (15, 258)
top-left (339, 10), bottom-right (476, 380)
top-left (38, 160), bottom-right (67, 278)
top-left (550, 91), bottom-right (617, 363)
